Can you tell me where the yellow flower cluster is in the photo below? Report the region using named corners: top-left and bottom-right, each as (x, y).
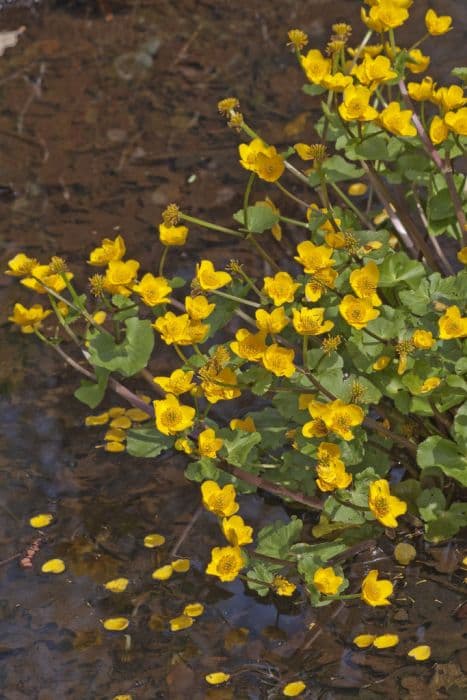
top-left (85, 403), bottom-right (151, 452)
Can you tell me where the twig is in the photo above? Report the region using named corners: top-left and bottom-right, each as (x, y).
top-left (170, 505), bottom-right (203, 556)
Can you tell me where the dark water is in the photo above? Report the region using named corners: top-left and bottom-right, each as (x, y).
top-left (0, 1), bottom-right (466, 698)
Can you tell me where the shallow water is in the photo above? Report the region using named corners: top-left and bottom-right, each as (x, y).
top-left (0, 1), bottom-right (466, 698)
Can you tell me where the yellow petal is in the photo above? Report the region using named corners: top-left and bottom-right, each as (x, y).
top-left (144, 533), bottom-right (166, 548)
top-left (113, 696), bottom-right (132, 700)
top-left (408, 645), bottom-right (431, 661)
top-left (373, 634), bottom-right (399, 649)
top-left (353, 634), bottom-right (376, 648)
top-left (151, 564), bottom-right (173, 580)
top-left (102, 617), bottom-right (129, 631)
top-left (29, 513), bottom-right (54, 528)
top-left (110, 416), bottom-right (132, 430)
top-left (41, 558), bottom-right (65, 574)
top-left (394, 542), bottom-right (416, 565)
top-left (205, 672), bottom-right (231, 685)
top-left (169, 614), bottom-right (194, 631)
top-left (172, 558), bottom-right (190, 572)
top-left (105, 441), bottom-right (126, 453)
top-left (85, 412), bottom-right (109, 426)
top-left (183, 602), bottom-right (204, 617)
top-left (283, 681), bottom-right (306, 697)
top-left (104, 578), bottom-right (129, 593)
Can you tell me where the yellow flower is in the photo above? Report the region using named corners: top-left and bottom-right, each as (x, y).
top-left (132, 273), bottom-right (171, 306)
top-left (362, 0), bottom-right (409, 32)
top-left (372, 355), bottom-right (391, 371)
top-left (272, 575), bottom-right (296, 597)
top-left (206, 545), bottom-right (244, 582)
top-left (113, 695), bottom-right (132, 700)
top-left (5, 252), bottom-right (39, 276)
top-left (21, 264), bottom-right (74, 294)
top-left (352, 54), bottom-right (397, 88)
top-left (313, 566), bottom-right (343, 595)
top-left (201, 367), bottom-right (241, 404)
top-left (196, 260), bottom-right (232, 291)
top-left (339, 294), bottom-right (380, 330)
top-left (350, 261), bottom-right (382, 306)
top-left (230, 328), bottom-right (267, 361)
top-left (153, 312), bottom-right (208, 346)
top-left (301, 48), bottom-right (331, 85)
top-left (222, 515), bottom-right (253, 546)
top-left (321, 72), bottom-right (353, 92)
top-left (444, 108), bottom-right (467, 136)
top-left (368, 479), bottom-right (407, 528)
top-left (304, 267), bottom-right (338, 301)
top-left (419, 377), bottom-right (441, 393)
top-left (153, 394), bottom-right (195, 435)
top-left (412, 329), bottom-right (434, 349)
top-left (429, 115), bottom-right (449, 145)
top-left (322, 399), bottom-right (365, 441)
top-left (8, 303), bottom-right (51, 334)
top-left (439, 305), bottom-right (467, 339)
top-left (425, 9), bottom-right (452, 36)
top-left (102, 617), bottom-right (129, 631)
top-left (185, 295), bottom-right (215, 320)
top-left (174, 437), bottom-right (193, 454)
top-left (205, 672), bottom-right (231, 685)
top-left (407, 49), bottom-right (430, 74)
top-left (283, 681), bottom-right (306, 697)
top-left (92, 310), bottom-right (106, 325)
top-left (230, 416), bottom-right (256, 432)
top-left (104, 578), bottom-right (129, 593)
top-left (316, 460), bottom-right (352, 492)
top-left (103, 259), bottom-right (140, 296)
top-left (457, 247), bottom-right (467, 265)
top-left (347, 44), bottom-right (383, 59)
top-left (262, 344), bottom-right (296, 377)
top-left (239, 138), bottom-right (275, 172)
top-left (29, 513), bottom-right (53, 528)
top-left (294, 241), bottom-right (335, 274)
top-left (339, 85), bottom-right (379, 122)
top-left (152, 564), bottom-right (173, 580)
top-left (158, 222), bottom-right (188, 246)
top-left (348, 182), bottom-right (368, 196)
top-left (373, 634), bottom-right (399, 649)
top-left (183, 602), bottom-right (204, 617)
top-left (292, 307), bottom-right (334, 336)
top-left (287, 28), bottom-right (308, 51)
top-left (255, 151), bottom-right (285, 182)
top-left (41, 559), bottom-right (65, 574)
top-left (361, 569), bottom-right (393, 606)
top-left (433, 86), bottom-right (466, 113)
top-left (255, 307), bottom-right (289, 334)
top-left (172, 558), bottom-right (190, 572)
top-left (88, 235), bottom-right (126, 266)
top-left (263, 271), bottom-right (300, 306)
top-left (353, 634), bottom-right (376, 649)
top-left (201, 480), bottom-right (239, 517)
top-left (379, 102), bottom-right (416, 137)
top-left (169, 615), bottom-right (193, 631)
top-left (144, 533), bottom-right (166, 548)
top-left (198, 428), bottom-right (223, 458)
top-left (407, 76), bottom-right (435, 102)
top-left (153, 369), bottom-right (195, 396)
top-left (408, 645), bottom-right (431, 661)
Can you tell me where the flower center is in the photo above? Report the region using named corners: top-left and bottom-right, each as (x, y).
top-left (162, 408), bottom-right (182, 428)
top-left (374, 496), bottom-right (389, 516)
top-left (218, 553), bottom-right (237, 575)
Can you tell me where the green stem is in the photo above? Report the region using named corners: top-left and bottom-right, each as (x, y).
top-left (158, 246), bottom-right (169, 277)
top-left (302, 335), bottom-right (309, 367)
top-left (274, 180), bottom-right (309, 208)
top-left (247, 234), bottom-right (281, 271)
top-left (210, 289), bottom-right (260, 308)
top-left (173, 344), bottom-right (188, 363)
top-left (243, 172), bottom-right (256, 231)
top-left (179, 212), bottom-right (243, 238)
top-left (329, 182), bottom-right (376, 231)
top-left (278, 215), bottom-right (309, 229)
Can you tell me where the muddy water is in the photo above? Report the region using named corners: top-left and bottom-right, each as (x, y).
top-left (0, 1), bottom-right (466, 698)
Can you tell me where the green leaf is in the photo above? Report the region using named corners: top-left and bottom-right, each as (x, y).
top-left (417, 436), bottom-right (467, 486)
top-left (256, 517), bottom-right (303, 559)
top-left (354, 135), bottom-right (390, 161)
top-left (302, 83), bottom-right (327, 96)
top-left (88, 317), bottom-right (154, 378)
top-left (185, 457), bottom-right (221, 483)
top-left (427, 188), bottom-right (455, 222)
top-left (323, 496), bottom-right (366, 525)
top-left (240, 365), bottom-right (273, 395)
top-left (416, 488), bottom-right (446, 522)
top-left (321, 155), bottom-right (364, 183)
top-left (451, 66), bottom-right (467, 82)
top-left (246, 560), bottom-right (279, 596)
top-left (453, 402), bottom-right (467, 444)
top-left (424, 503), bottom-right (467, 543)
top-left (223, 431), bottom-right (262, 467)
top-left (169, 276), bottom-right (186, 289)
top-left (74, 366), bottom-right (110, 408)
top-left (379, 252), bottom-right (426, 289)
top-left (233, 203), bottom-right (279, 233)
top-left (126, 427), bottom-right (173, 458)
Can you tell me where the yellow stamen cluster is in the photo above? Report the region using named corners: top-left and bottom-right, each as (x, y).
top-left (162, 203), bottom-right (180, 227)
top-left (326, 39), bottom-right (346, 56)
top-left (226, 259), bottom-right (244, 275)
top-left (350, 380), bottom-right (366, 404)
top-left (343, 232), bottom-right (359, 255)
top-left (321, 334), bottom-right (342, 354)
top-left (89, 273), bottom-right (106, 297)
top-left (228, 112), bottom-right (244, 131)
top-left (49, 256), bottom-right (68, 274)
top-left (218, 97), bottom-right (240, 115)
top-left (287, 29), bottom-right (308, 51)
top-left (332, 22), bottom-right (352, 40)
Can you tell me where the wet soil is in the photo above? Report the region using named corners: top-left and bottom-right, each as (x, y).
top-left (0, 1), bottom-right (466, 698)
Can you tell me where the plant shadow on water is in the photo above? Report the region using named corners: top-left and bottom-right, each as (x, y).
top-left (0, 0), bottom-right (466, 697)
